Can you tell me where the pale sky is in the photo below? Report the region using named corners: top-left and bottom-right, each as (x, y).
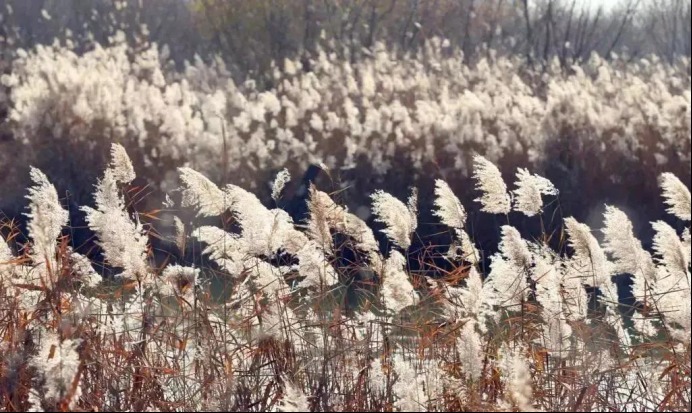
top-left (578, 0), bottom-right (630, 11)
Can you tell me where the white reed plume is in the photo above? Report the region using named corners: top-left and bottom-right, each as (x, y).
top-left (31, 331), bottom-right (82, 408)
top-left (457, 320), bottom-right (484, 380)
top-left (659, 173), bottom-right (691, 221)
top-left (602, 206), bottom-right (656, 301)
top-left (472, 155), bottom-right (511, 215)
top-left (512, 168), bottom-right (558, 217)
top-left (25, 167), bottom-right (68, 280)
top-left (498, 344), bottom-right (534, 411)
top-left (371, 189), bottom-right (417, 249)
top-left (82, 149), bottom-right (149, 282)
top-left (109, 143), bottom-right (136, 184)
top-left (179, 167), bottom-right (229, 217)
top-left (271, 168), bottom-right (291, 202)
top-left (433, 179), bottom-right (466, 230)
top-left (380, 250), bottom-right (419, 313)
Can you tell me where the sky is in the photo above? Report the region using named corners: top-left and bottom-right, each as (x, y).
top-left (578, 0), bottom-right (629, 11)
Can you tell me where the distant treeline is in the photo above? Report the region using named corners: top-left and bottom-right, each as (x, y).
top-left (2, 0), bottom-right (691, 79)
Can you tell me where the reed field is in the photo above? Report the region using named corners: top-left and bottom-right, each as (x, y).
top-left (0, 1), bottom-right (690, 411)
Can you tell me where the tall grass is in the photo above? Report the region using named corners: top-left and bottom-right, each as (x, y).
top-left (1, 36), bottom-right (689, 217)
top-left (0, 145), bottom-right (689, 411)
